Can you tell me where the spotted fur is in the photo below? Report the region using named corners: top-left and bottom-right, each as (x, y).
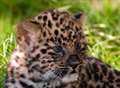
top-left (77, 56), bottom-right (120, 88)
top-left (5, 9), bottom-right (86, 88)
top-left (56, 55), bottom-right (120, 88)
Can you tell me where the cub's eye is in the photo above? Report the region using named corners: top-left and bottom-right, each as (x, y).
top-left (75, 43), bottom-right (87, 53)
top-left (76, 42), bottom-right (86, 53)
top-left (53, 46), bottom-right (65, 57)
top-left (53, 46), bottom-right (63, 53)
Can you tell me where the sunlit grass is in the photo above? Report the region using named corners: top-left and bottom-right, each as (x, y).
top-left (0, 15), bottom-right (16, 87)
top-left (0, 34), bottom-right (15, 87)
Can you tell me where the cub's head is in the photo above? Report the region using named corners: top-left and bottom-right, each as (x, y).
top-left (16, 9), bottom-right (87, 56)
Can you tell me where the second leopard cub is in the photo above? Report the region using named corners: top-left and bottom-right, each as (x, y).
top-left (5, 9), bottom-right (86, 88)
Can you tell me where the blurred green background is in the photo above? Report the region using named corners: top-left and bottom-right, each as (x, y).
top-left (0, 0), bottom-right (120, 87)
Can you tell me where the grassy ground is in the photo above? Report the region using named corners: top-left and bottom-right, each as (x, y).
top-left (0, 0), bottom-right (120, 87)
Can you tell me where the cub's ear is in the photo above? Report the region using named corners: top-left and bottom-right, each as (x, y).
top-left (16, 21), bottom-right (41, 45)
top-left (74, 12), bottom-right (85, 26)
top-left (16, 21), bottom-right (40, 36)
top-left (16, 21), bottom-right (28, 39)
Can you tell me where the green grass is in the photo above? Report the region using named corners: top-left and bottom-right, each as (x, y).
top-left (0, 0), bottom-right (120, 87)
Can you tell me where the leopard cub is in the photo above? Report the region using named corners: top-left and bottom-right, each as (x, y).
top-left (5, 9), bottom-right (86, 88)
